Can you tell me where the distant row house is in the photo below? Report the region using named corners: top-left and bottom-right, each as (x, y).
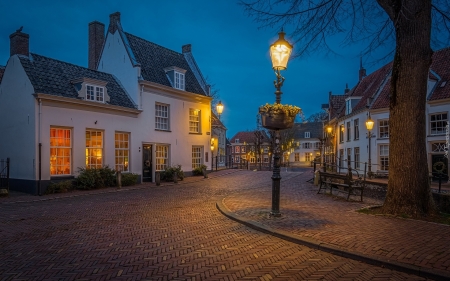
top-left (0, 12), bottom-right (214, 194)
top-left (325, 49), bottom-right (450, 180)
top-left (286, 122), bottom-right (323, 165)
top-left (229, 131), bottom-right (271, 165)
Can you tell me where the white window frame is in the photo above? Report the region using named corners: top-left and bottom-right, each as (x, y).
top-left (294, 153), bottom-right (300, 162)
top-left (50, 127), bottom-right (72, 175)
top-left (354, 119), bottom-right (359, 140)
top-left (189, 109), bottom-right (200, 133)
top-left (86, 129), bottom-right (103, 169)
top-left (354, 147), bottom-right (360, 169)
top-left (86, 85), bottom-right (104, 102)
top-left (379, 120), bottom-right (389, 138)
top-left (347, 122), bottom-right (351, 141)
top-left (430, 113), bottom-right (448, 135)
top-left (379, 144), bottom-right (389, 171)
top-left (235, 139), bottom-right (239, 143)
top-left (192, 146), bottom-right (203, 169)
top-left (305, 153), bottom-right (312, 162)
top-left (156, 145), bottom-right (169, 171)
top-left (302, 142), bottom-right (311, 149)
top-left (115, 132), bottom-right (130, 172)
top-left (304, 132), bottom-right (310, 138)
top-left (155, 103), bottom-right (170, 131)
top-left (241, 146), bottom-right (246, 153)
top-left (174, 71), bottom-right (185, 90)
top-left (264, 155), bottom-right (269, 163)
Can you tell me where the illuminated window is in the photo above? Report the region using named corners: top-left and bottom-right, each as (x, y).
top-left (339, 125), bottom-right (344, 143)
top-left (156, 145), bottom-right (169, 171)
top-left (241, 146), bottom-right (246, 153)
top-left (86, 85), bottom-right (104, 102)
top-left (155, 103), bottom-right (170, 130)
top-left (305, 153), bottom-right (312, 162)
top-left (174, 72), bottom-right (185, 90)
top-left (189, 109), bottom-right (200, 133)
top-left (50, 127), bottom-right (71, 175)
top-left (295, 153), bottom-right (300, 162)
top-left (115, 132), bottom-right (129, 172)
top-left (192, 146), bottom-right (202, 169)
top-left (86, 130), bottom-right (103, 169)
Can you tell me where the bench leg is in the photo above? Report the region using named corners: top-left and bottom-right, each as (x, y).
top-left (347, 188), bottom-right (351, 200)
top-left (318, 181), bottom-right (323, 194)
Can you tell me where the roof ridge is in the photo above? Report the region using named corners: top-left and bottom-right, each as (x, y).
top-left (124, 32), bottom-right (183, 55)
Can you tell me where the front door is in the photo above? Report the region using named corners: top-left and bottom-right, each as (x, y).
top-left (142, 144), bottom-right (152, 182)
top-left (431, 154), bottom-right (449, 181)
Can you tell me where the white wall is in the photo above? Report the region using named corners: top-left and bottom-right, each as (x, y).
top-left (0, 56), bottom-right (36, 180)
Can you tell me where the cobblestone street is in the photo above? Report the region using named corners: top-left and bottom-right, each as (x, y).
top-left (0, 170), bottom-right (432, 280)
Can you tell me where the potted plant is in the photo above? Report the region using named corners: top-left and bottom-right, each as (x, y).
top-left (259, 103), bottom-right (301, 130)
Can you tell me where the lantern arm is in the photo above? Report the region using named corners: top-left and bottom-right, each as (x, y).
top-left (273, 69), bottom-right (285, 91)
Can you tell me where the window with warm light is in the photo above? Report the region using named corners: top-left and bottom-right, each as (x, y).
top-left (115, 132), bottom-right (129, 172)
top-left (305, 153), bottom-right (312, 162)
top-left (86, 130), bottom-right (103, 169)
top-left (50, 127), bottom-right (72, 175)
top-left (156, 145), bottom-right (169, 171)
top-left (294, 153), bottom-right (300, 162)
top-left (192, 146), bottom-right (203, 169)
top-left (155, 103), bottom-right (170, 131)
top-left (235, 146), bottom-right (240, 153)
top-left (189, 109), bottom-right (200, 133)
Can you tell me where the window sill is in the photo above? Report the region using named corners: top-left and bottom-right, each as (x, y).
top-left (155, 129), bottom-right (171, 132)
top-left (428, 134), bottom-right (446, 137)
top-left (189, 132), bottom-right (202, 135)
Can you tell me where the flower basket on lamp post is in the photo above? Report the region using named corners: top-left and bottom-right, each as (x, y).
top-left (259, 103), bottom-right (300, 130)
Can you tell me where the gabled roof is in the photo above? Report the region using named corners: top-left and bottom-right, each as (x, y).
top-left (124, 32), bottom-right (207, 96)
top-left (329, 94), bottom-right (347, 119)
top-left (429, 47), bottom-right (450, 101)
top-left (230, 130), bottom-right (269, 144)
top-left (212, 111), bottom-right (226, 130)
top-left (18, 53), bottom-right (136, 109)
top-left (292, 122), bottom-right (323, 139)
top-left (0, 65), bottom-right (5, 83)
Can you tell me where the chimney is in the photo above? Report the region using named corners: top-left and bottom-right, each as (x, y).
top-left (88, 21), bottom-right (105, 70)
top-left (10, 28), bottom-right (29, 57)
top-left (182, 44), bottom-right (191, 53)
top-left (108, 12), bottom-right (121, 34)
top-left (344, 83), bottom-right (350, 94)
top-left (359, 56), bottom-right (366, 81)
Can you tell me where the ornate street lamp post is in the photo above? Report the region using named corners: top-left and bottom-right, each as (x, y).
top-left (365, 115), bottom-right (374, 175)
top-left (216, 101), bottom-right (224, 120)
top-left (262, 30), bottom-right (293, 217)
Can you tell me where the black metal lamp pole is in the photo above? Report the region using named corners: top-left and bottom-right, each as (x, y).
top-left (270, 69), bottom-right (285, 217)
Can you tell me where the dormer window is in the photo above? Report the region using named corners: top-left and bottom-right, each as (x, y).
top-left (305, 132), bottom-right (310, 138)
top-left (72, 77), bottom-right (110, 103)
top-left (164, 66), bottom-right (187, 91)
top-left (235, 139), bottom-right (239, 143)
top-left (175, 72), bottom-right (185, 90)
top-left (87, 85), bottom-right (105, 102)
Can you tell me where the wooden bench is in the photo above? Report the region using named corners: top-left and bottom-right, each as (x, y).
top-left (375, 170), bottom-right (389, 178)
top-left (318, 171), bottom-right (365, 201)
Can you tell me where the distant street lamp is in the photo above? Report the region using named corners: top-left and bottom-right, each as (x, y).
top-left (216, 101), bottom-right (224, 120)
top-left (211, 138), bottom-right (215, 170)
top-left (266, 30), bottom-right (293, 217)
top-left (365, 115), bottom-right (375, 175)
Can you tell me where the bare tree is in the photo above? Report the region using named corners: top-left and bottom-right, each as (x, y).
top-left (241, 0), bottom-right (450, 217)
top-left (306, 111), bottom-right (328, 123)
top-left (205, 77), bottom-right (222, 115)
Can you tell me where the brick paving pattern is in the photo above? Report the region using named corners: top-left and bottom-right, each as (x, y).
top-left (0, 170), bottom-right (434, 280)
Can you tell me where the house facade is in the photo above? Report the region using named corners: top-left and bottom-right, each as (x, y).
top-left (229, 131), bottom-right (271, 167)
top-left (325, 50), bottom-right (450, 180)
top-left (0, 13), bottom-right (213, 194)
top-left (287, 122), bottom-right (323, 165)
top-left (211, 112), bottom-right (227, 168)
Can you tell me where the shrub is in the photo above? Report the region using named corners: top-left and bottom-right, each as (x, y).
top-left (45, 180), bottom-right (74, 194)
top-left (120, 173), bottom-right (139, 186)
top-left (161, 165), bottom-right (184, 181)
top-left (76, 166), bottom-right (116, 190)
top-left (192, 164), bottom-right (207, 176)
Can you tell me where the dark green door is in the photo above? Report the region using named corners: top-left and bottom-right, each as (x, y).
top-left (431, 154), bottom-right (448, 181)
top-left (142, 144), bottom-right (152, 182)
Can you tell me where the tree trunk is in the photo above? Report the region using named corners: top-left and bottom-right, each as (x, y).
top-left (378, 0), bottom-right (436, 216)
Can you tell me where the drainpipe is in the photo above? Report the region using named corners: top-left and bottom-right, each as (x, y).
top-left (38, 98), bottom-right (42, 196)
top-left (140, 85), bottom-right (143, 110)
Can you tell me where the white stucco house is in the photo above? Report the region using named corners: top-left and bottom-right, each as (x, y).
top-left (211, 112), bottom-right (227, 168)
top-left (325, 49), bottom-right (450, 180)
top-left (0, 13), bottom-right (213, 194)
top-left (287, 122), bottom-right (323, 166)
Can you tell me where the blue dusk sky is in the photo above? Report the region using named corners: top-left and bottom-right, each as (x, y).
top-left (0, 0), bottom-right (393, 138)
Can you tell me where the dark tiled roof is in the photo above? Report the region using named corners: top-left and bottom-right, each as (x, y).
top-left (18, 54), bottom-right (136, 109)
top-left (230, 131), bottom-right (269, 144)
top-left (329, 94), bottom-right (346, 119)
top-left (429, 47), bottom-right (450, 101)
top-left (125, 32), bottom-right (206, 96)
top-left (0, 65), bottom-right (5, 83)
top-left (292, 122), bottom-right (323, 139)
top-left (371, 77), bottom-right (391, 109)
top-left (352, 62), bottom-right (392, 112)
top-left (212, 112), bottom-right (226, 129)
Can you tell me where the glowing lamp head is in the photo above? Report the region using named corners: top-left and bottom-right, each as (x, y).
top-left (365, 117), bottom-right (374, 131)
top-left (270, 30), bottom-right (293, 71)
top-left (216, 101), bottom-right (224, 115)
top-left (326, 126), bottom-right (332, 134)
